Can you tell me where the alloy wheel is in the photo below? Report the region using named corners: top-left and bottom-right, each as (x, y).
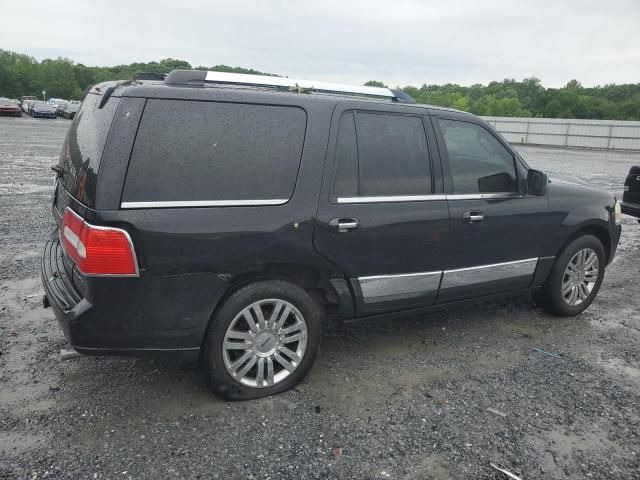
top-left (562, 248), bottom-right (599, 306)
top-left (222, 299), bottom-right (308, 388)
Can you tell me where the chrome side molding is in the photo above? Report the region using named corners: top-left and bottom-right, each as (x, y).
top-left (337, 193), bottom-right (522, 204)
top-left (440, 258), bottom-right (538, 290)
top-left (359, 271), bottom-right (442, 303)
top-left (122, 193), bottom-right (523, 209)
top-left (121, 199), bottom-right (289, 209)
top-left (357, 257), bottom-right (540, 302)
top-left (337, 195), bottom-right (447, 204)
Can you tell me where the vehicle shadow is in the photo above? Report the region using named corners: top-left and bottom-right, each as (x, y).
top-left (50, 292), bottom-right (582, 419)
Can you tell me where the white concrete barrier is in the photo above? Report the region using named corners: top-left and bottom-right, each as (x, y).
top-left (482, 116), bottom-right (640, 152)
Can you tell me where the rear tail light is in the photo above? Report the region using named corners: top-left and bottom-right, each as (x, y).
top-left (60, 207), bottom-right (138, 276)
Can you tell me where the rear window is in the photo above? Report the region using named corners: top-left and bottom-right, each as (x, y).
top-left (58, 92), bottom-right (120, 207)
top-left (122, 100), bottom-right (307, 206)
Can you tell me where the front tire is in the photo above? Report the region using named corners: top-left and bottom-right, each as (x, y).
top-left (534, 235), bottom-right (605, 316)
top-left (201, 280), bottom-right (322, 400)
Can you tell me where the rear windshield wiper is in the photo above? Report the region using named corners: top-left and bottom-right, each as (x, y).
top-left (98, 77), bottom-right (141, 109)
top-left (98, 86), bottom-right (116, 109)
top-left (51, 165), bottom-right (65, 178)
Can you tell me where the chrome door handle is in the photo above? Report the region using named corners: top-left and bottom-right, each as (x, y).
top-left (462, 211), bottom-right (484, 224)
top-left (329, 218), bottom-right (360, 233)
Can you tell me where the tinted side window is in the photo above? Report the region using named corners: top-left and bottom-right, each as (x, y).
top-left (59, 93), bottom-right (121, 207)
top-left (438, 119), bottom-right (517, 194)
top-left (333, 112), bottom-right (358, 197)
top-left (122, 100), bottom-right (307, 203)
top-left (333, 111), bottom-right (431, 197)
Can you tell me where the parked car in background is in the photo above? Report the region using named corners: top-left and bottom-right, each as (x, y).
top-left (621, 166), bottom-right (640, 220)
top-left (23, 99), bottom-right (36, 113)
top-left (30, 101), bottom-right (57, 118)
top-left (54, 100), bottom-right (69, 116)
top-left (41, 71), bottom-right (622, 400)
top-left (48, 98), bottom-right (66, 108)
top-left (62, 102), bottom-right (80, 119)
top-left (0, 98), bottom-right (22, 116)
top-left (20, 95), bottom-right (37, 103)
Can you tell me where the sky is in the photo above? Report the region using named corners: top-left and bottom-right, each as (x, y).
top-left (2, 0), bottom-right (640, 88)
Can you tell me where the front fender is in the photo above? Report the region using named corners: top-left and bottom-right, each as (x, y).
top-left (542, 177), bottom-right (617, 261)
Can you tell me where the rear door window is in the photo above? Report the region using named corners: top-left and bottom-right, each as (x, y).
top-left (438, 119), bottom-right (517, 194)
top-left (122, 100), bottom-right (307, 205)
top-left (333, 111), bottom-right (432, 198)
top-left (58, 93), bottom-right (120, 207)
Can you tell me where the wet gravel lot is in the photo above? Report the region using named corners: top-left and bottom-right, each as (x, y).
top-left (1, 115), bottom-right (639, 479)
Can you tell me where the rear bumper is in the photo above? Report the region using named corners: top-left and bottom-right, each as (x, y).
top-left (41, 239), bottom-right (228, 355)
top-left (621, 201), bottom-right (640, 218)
top-left (33, 111), bottom-right (56, 118)
top-left (41, 240), bottom-right (87, 344)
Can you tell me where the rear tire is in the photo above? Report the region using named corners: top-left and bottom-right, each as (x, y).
top-left (201, 280), bottom-right (322, 400)
top-left (533, 235), bottom-right (605, 316)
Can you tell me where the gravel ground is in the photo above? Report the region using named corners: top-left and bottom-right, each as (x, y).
top-left (1, 115), bottom-right (639, 480)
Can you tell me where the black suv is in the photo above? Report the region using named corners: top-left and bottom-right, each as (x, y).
top-left (41, 70), bottom-right (622, 400)
top-left (621, 165), bottom-right (640, 219)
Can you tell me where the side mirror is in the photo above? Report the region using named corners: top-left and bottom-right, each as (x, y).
top-left (527, 169), bottom-right (548, 196)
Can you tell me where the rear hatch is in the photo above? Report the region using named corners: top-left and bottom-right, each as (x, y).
top-left (623, 165), bottom-right (640, 206)
top-left (53, 86), bottom-right (121, 221)
top-left (48, 85), bottom-right (126, 304)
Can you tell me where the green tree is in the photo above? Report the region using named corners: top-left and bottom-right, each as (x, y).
top-left (2, 49), bottom-right (640, 120)
top-left (364, 80), bottom-right (387, 87)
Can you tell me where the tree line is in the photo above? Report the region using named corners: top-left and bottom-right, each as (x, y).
top-left (366, 78), bottom-right (640, 120)
top-left (0, 50), bottom-right (271, 101)
top-left (1, 49), bottom-right (639, 120)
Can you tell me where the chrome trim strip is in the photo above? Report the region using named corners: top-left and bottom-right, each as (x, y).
top-left (356, 257), bottom-right (539, 302)
top-left (75, 346), bottom-right (201, 352)
top-left (126, 193), bottom-right (521, 208)
top-left (337, 195), bottom-right (447, 204)
top-left (204, 71), bottom-right (396, 98)
top-left (446, 193), bottom-right (523, 200)
top-left (120, 199), bottom-right (289, 209)
top-left (336, 193), bottom-right (522, 204)
top-left (358, 271), bottom-right (442, 303)
top-left (441, 258), bottom-right (538, 289)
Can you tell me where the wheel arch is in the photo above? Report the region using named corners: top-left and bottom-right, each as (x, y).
top-left (199, 263), bottom-right (346, 350)
top-left (559, 223), bottom-right (611, 264)
top-left (534, 222), bottom-right (611, 289)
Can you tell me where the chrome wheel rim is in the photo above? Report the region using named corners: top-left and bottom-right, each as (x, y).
top-left (562, 248), bottom-right (599, 306)
top-left (222, 299), bottom-right (308, 388)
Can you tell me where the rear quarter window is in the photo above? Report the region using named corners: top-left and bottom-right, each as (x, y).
top-left (59, 93), bottom-right (121, 207)
top-left (122, 100), bottom-right (307, 205)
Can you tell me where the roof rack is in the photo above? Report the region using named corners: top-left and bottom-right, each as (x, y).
top-left (164, 70), bottom-right (415, 103)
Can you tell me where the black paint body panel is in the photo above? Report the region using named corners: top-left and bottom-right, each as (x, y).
top-left (41, 80), bottom-right (621, 354)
